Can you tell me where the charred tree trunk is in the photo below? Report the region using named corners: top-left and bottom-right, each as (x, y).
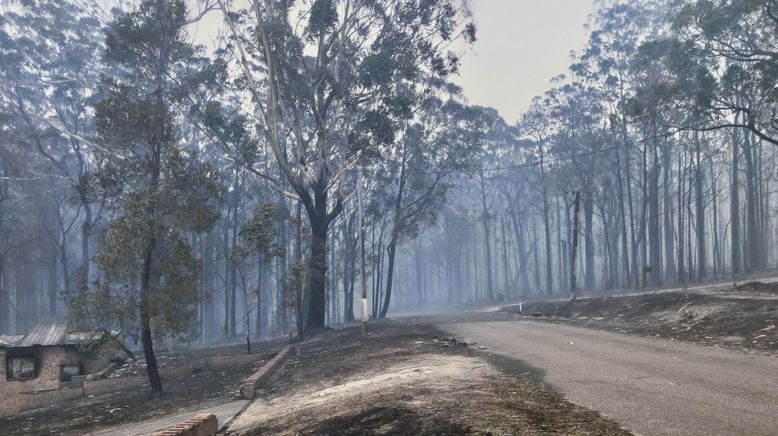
top-left (710, 158), bottom-right (720, 279)
top-left (677, 150), bottom-right (686, 284)
top-left (304, 194), bottom-right (329, 329)
top-left (649, 133), bottom-right (662, 287)
top-left (570, 192), bottom-right (582, 303)
top-left (228, 173), bottom-right (241, 337)
top-left (276, 194), bottom-right (289, 335)
top-left (743, 131), bottom-right (761, 272)
top-left (80, 204), bottom-right (92, 294)
top-left (615, 143), bottom-right (631, 287)
top-left (583, 194), bottom-right (595, 291)
top-left (731, 119), bottom-right (742, 276)
top-left (694, 133), bottom-right (706, 281)
top-left (478, 172), bottom-right (494, 301)
top-left (511, 210), bottom-right (531, 296)
top-left (540, 153), bottom-right (554, 296)
top-left (380, 231), bottom-right (398, 319)
top-left (140, 237), bottom-right (163, 394)
top-left (342, 216), bottom-right (355, 323)
top-left (662, 142), bottom-right (676, 282)
top-left (501, 215), bottom-right (510, 301)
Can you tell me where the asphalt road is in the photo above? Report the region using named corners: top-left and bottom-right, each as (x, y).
top-left (442, 320), bottom-right (778, 436)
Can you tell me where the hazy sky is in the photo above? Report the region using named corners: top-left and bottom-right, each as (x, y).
top-left (189, 0), bottom-right (596, 124)
top-left (456, 0), bottom-right (596, 122)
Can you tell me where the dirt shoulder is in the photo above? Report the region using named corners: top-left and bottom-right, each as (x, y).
top-left (225, 323), bottom-right (629, 435)
top-left (502, 281), bottom-right (778, 353)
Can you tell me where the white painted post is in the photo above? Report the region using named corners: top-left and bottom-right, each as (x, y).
top-left (358, 169), bottom-right (368, 334)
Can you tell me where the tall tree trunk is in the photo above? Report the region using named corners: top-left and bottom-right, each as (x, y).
top-left (695, 133), bottom-right (706, 281)
top-left (615, 145), bottom-right (631, 287)
top-left (511, 211), bottom-right (531, 296)
top-left (532, 219), bottom-right (541, 292)
top-left (662, 142), bottom-right (676, 282)
top-left (294, 202), bottom-right (304, 339)
top-left (557, 196), bottom-right (567, 290)
top-left (570, 192), bottom-right (582, 303)
top-left (584, 195), bottom-right (595, 291)
top-left (415, 237), bottom-right (424, 305)
top-left (304, 194), bottom-right (329, 329)
top-left (540, 154), bottom-right (553, 295)
top-left (731, 124), bottom-right (741, 277)
top-left (649, 132), bottom-right (662, 287)
top-left (677, 150), bottom-right (686, 284)
top-left (343, 217), bottom-right (355, 323)
top-left (501, 215), bottom-right (510, 301)
top-left (743, 131), bottom-right (760, 272)
top-left (228, 173), bottom-right (241, 337)
top-left (80, 202), bottom-right (92, 294)
top-left (203, 230), bottom-right (215, 343)
top-left (639, 139), bottom-right (649, 288)
top-left (140, 237), bottom-right (163, 394)
top-left (710, 158), bottom-right (720, 279)
top-left (380, 231), bottom-right (398, 319)
top-left (621, 120), bottom-right (638, 289)
top-left (256, 257), bottom-right (263, 338)
top-left (276, 194), bottom-right (289, 334)
top-left (479, 172), bottom-right (494, 301)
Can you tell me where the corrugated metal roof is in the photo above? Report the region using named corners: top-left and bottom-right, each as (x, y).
top-left (0, 335), bottom-right (23, 347)
top-left (15, 317), bottom-right (68, 347)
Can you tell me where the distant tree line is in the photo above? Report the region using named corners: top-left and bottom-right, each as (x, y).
top-left (383, 0), bottom-right (778, 310)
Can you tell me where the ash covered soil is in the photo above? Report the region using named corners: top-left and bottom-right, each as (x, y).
top-left (503, 281), bottom-right (778, 353)
top-left (226, 323), bottom-right (629, 435)
top-left (0, 341), bottom-right (284, 435)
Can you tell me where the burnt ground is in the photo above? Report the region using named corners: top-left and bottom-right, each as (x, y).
top-left (502, 281), bottom-right (778, 353)
top-left (226, 323), bottom-right (630, 435)
top-left (0, 340), bottom-right (285, 435)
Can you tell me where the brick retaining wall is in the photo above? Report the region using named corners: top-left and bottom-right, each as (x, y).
top-left (154, 413), bottom-right (218, 436)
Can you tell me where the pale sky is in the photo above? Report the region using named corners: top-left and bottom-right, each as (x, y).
top-left (455, 0), bottom-right (596, 122)
top-left (189, 0), bottom-right (596, 124)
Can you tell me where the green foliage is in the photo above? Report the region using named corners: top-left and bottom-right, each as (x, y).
top-left (307, 0), bottom-right (339, 38)
top-left (232, 203), bottom-right (284, 263)
top-left (68, 0), bottom-right (223, 343)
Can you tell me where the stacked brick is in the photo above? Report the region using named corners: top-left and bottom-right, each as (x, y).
top-left (241, 345), bottom-right (293, 400)
top-left (154, 413), bottom-right (218, 436)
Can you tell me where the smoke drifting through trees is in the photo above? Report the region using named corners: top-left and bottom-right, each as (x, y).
top-left (0, 0), bottom-right (776, 365)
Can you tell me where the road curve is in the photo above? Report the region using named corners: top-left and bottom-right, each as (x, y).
top-left (441, 320), bottom-right (778, 436)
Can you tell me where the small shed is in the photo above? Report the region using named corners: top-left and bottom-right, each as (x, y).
top-left (0, 318), bottom-right (120, 391)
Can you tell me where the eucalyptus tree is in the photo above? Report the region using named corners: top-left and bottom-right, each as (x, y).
top-left (374, 98), bottom-right (486, 318)
top-left (0, 108), bottom-right (45, 331)
top-left (0, 0), bottom-right (106, 294)
top-left (491, 138), bottom-right (538, 298)
top-left (521, 99), bottom-right (558, 296)
top-left (217, 0), bottom-right (476, 330)
top-left (470, 107), bottom-right (515, 301)
top-left (671, 1), bottom-right (777, 273)
top-left (232, 203), bottom-right (282, 353)
top-left (674, 0), bottom-right (778, 146)
top-left (69, 0), bottom-right (223, 394)
top-left (545, 82), bottom-right (605, 291)
top-left (573, 0), bottom-right (660, 287)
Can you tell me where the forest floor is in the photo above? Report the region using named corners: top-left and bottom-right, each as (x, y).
top-left (0, 341), bottom-right (286, 435)
top-left (502, 280), bottom-right (778, 354)
top-left (224, 322), bottom-right (629, 435)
